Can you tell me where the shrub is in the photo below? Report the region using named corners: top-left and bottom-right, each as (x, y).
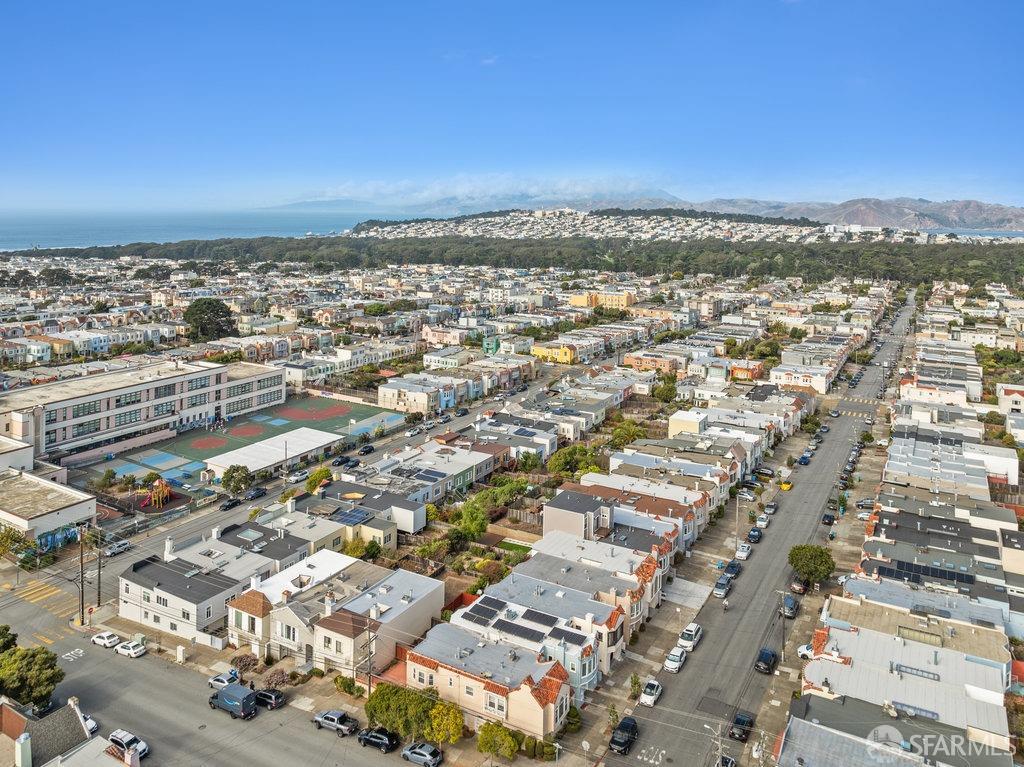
top-left (310, 667), bottom-right (325, 678)
top-left (523, 736), bottom-right (536, 759)
top-left (335, 675), bottom-right (360, 696)
top-left (565, 706), bottom-right (581, 734)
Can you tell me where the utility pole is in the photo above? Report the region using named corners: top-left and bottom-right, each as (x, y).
top-left (703, 723), bottom-right (723, 766)
top-left (95, 527), bottom-right (102, 608)
top-left (734, 491), bottom-right (741, 551)
top-left (78, 525), bottom-right (85, 626)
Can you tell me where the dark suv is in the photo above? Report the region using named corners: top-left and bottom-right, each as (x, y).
top-left (357, 727), bottom-right (400, 753)
top-left (780, 593), bottom-right (800, 619)
top-left (609, 716), bottom-right (639, 755)
top-left (754, 648), bottom-right (779, 674)
top-left (728, 712), bottom-right (754, 742)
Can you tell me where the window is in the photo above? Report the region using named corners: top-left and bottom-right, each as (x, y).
top-left (142, 592), bottom-right (151, 603)
top-left (282, 624), bottom-right (296, 642)
top-left (257, 374), bottom-right (283, 390)
top-left (464, 685), bottom-right (474, 697)
top-left (332, 537), bottom-right (342, 547)
top-left (153, 615), bottom-right (160, 624)
top-left (45, 430), bottom-right (57, 445)
top-left (72, 401), bottom-right (101, 418)
top-left (182, 610), bottom-right (191, 621)
top-left (186, 393), bottom-right (208, 409)
top-left (115, 391), bottom-right (142, 408)
top-left (233, 612), bottom-right (242, 629)
top-left (384, 534), bottom-right (392, 544)
top-left (45, 410), bottom-right (58, 424)
top-left (227, 382), bottom-right (254, 398)
top-left (485, 693), bottom-right (506, 715)
top-left (156, 595), bottom-right (168, 607)
top-left (206, 606), bottom-right (212, 619)
top-left (170, 622), bottom-right (178, 631)
top-left (225, 398), bottom-right (252, 415)
top-left (323, 636), bottom-right (332, 649)
top-left (154, 383), bottom-right (176, 399)
top-left (153, 401), bottom-right (175, 417)
top-left (630, 600), bottom-right (642, 619)
top-left (114, 409), bottom-right (142, 427)
top-left (569, 661), bottom-right (577, 673)
top-left (72, 419), bottom-right (101, 438)
top-left (143, 610), bottom-right (149, 620)
top-left (256, 390), bottom-right (280, 406)
top-left (123, 583), bottom-right (130, 594)
top-left (247, 616), bottom-right (256, 633)
top-left (188, 376), bottom-right (210, 391)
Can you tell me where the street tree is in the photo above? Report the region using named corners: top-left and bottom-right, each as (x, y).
top-left (0, 625), bottom-right (17, 654)
top-left (788, 544), bottom-right (836, 584)
top-left (222, 465), bottom-right (254, 495)
top-left (477, 721), bottom-right (517, 761)
top-left (305, 467), bottom-right (332, 494)
top-left (0, 646), bottom-right (66, 707)
top-left (426, 700), bottom-right (464, 744)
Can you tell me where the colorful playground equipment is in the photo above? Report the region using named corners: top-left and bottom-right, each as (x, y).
top-left (140, 478), bottom-right (174, 509)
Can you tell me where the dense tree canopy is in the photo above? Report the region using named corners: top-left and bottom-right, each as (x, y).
top-left (183, 298), bottom-right (235, 342)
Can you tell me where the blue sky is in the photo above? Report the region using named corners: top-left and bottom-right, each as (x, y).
top-left (1, 0), bottom-right (1022, 211)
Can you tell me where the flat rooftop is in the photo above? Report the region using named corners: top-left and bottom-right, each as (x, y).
top-left (826, 595), bottom-right (1009, 662)
top-left (205, 427), bottom-right (343, 472)
top-left (0, 361), bottom-right (210, 413)
top-left (0, 469), bottom-right (93, 520)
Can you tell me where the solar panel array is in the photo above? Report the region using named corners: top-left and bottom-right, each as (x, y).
top-left (416, 469), bottom-right (447, 482)
top-left (468, 604), bottom-right (498, 620)
top-left (333, 508), bottom-right (372, 527)
top-left (479, 596), bottom-right (507, 611)
top-left (522, 608), bottom-right (557, 627)
top-left (462, 612), bottom-right (491, 628)
top-left (892, 559), bottom-right (974, 584)
top-left (549, 627), bottom-right (586, 646)
top-left (493, 618), bottom-right (546, 644)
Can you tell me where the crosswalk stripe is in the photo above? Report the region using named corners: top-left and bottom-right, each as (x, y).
top-left (33, 633), bottom-right (53, 645)
top-left (23, 586), bottom-right (62, 603)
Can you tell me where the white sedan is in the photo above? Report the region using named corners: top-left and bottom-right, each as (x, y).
top-left (115, 640), bottom-right (147, 658)
top-left (91, 631), bottom-right (121, 648)
top-left (83, 714), bottom-right (99, 735)
top-left (856, 511), bottom-right (873, 521)
top-left (663, 647), bottom-right (687, 673)
top-left (735, 543), bottom-right (752, 561)
top-left (797, 644), bottom-right (814, 660)
top-left (638, 679), bottom-right (663, 707)
top-left (208, 670), bottom-right (239, 689)
top-left (756, 514), bottom-right (770, 528)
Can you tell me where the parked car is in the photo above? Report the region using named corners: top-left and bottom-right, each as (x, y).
top-left (218, 498), bottom-right (241, 511)
top-left (638, 679), bottom-right (663, 707)
top-left (286, 469), bottom-right (309, 484)
top-left (455, 407), bottom-right (469, 417)
top-left (254, 689), bottom-right (285, 709)
top-left (756, 514), bottom-right (770, 529)
top-left (754, 648), bottom-right (779, 674)
top-left (345, 458), bottom-right (360, 469)
top-left (677, 622), bottom-right (703, 651)
top-left (208, 670), bottom-right (239, 689)
top-left (357, 444), bottom-right (375, 456)
top-left (209, 683), bottom-right (258, 720)
top-left (83, 713), bottom-right (99, 734)
top-left (780, 594), bottom-right (800, 619)
top-left (608, 716), bottom-right (639, 755)
top-left (312, 710), bottom-right (359, 736)
top-left (764, 501), bottom-right (778, 515)
top-left (401, 741), bottom-right (444, 766)
top-left (723, 559), bottom-right (742, 579)
top-left (737, 489), bottom-right (756, 502)
top-left (797, 456), bottom-right (810, 466)
top-left (713, 576), bottom-right (732, 598)
top-left (779, 480), bottom-right (793, 491)
top-left (790, 576), bottom-right (810, 594)
top-left (92, 631), bottom-right (121, 648)
top-left (115, 640), bottom-right (147, 658)
top-left (109, 729), bottom-right (150, 759)
top-left (728, 712), bottom-right (754, 742)
top-left (819, 424), bottom-right (830, 433)
top-left (404, 427), bottom-right (422, 437)
top-left (438, 414), bottom-right (452, 424)
top-left (865, 417), bottom-right (875, 426)
top-left (102, 540), bottom-right (131, 557)
top-left (742, 479), bottom-right (762, 490)
top-left (828, 409), bottom-right (841, 418)
top-left (663, 646), bottom-right (687, 673)
top-left (357, 727), bottom-right (400, 753)
top-left (797, 644), bottom-right (814, 660)
top-left (243, 487), bottom-right (267, 501)
top-left (331, 456), bottom-right (348, 466)
top-left (755, 467), bottom-right (775, 479)
top-left (821, 513), bottom-right (836, 526)
top-left (747, 528), bottom-right (763, 543)
top-left (855, 498), bottom-right (875, 509)
top-left (735, 543), bottom-right (752, 560)
top-left (423, 420), bottom-right (436, 429)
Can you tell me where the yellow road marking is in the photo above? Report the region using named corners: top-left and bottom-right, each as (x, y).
top-left (33, 633), bottom-right (53, 645)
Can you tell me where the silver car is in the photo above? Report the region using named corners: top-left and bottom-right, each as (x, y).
top-left (401, 742), bottom-right (444, 766)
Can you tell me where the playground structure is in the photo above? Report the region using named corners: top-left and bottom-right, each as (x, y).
top-left (140, 478), bottom-right (174, 509)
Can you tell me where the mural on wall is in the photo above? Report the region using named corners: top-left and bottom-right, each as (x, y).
top-left (35, 523), bottom-right (80, 553)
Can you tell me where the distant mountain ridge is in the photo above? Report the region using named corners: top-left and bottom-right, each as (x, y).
top-left (274, 192), bottom-right (1024, 230)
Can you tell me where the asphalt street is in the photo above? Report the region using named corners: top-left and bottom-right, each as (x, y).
top-left (600, 297), bottom-right (913, 767)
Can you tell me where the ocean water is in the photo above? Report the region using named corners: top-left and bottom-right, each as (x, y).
top-left (0, 210), bottom-right (393, 252)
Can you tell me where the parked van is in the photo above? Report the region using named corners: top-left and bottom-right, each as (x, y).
top-left (209, 683), bottom-right (258, 720)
